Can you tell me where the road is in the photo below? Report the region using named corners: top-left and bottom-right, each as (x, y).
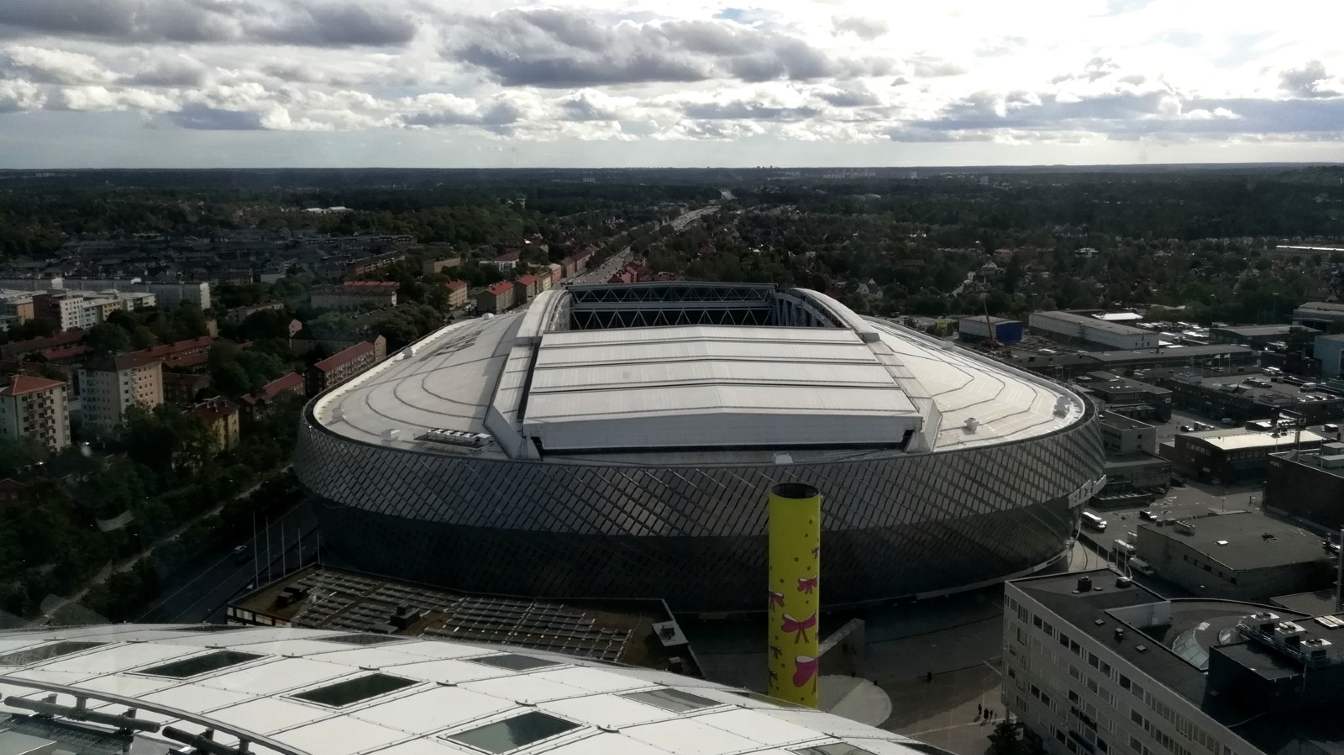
top-left (137, 502), bottom-right (317, 624)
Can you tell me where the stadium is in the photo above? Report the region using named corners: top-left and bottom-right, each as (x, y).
top-left (295, 282), bottom-right (1105, 611)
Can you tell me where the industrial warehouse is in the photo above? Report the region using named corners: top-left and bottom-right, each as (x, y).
top-left (295, 282), bottom-right (1105, 611)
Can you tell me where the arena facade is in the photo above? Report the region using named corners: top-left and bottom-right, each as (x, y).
top-left (295, 282), bottom-right (1105, 611)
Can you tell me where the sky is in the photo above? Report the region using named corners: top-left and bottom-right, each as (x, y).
top-left (0, 0), bottom-right (1343, 168)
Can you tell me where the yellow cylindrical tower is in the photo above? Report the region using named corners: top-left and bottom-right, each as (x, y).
top-left (767, 482), bottom-right (821, 707)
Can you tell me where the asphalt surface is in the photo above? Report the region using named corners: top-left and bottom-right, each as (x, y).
top-left (137, 502), bottom-right (317, 624)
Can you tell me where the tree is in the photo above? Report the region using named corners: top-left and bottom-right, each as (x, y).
top-left (85, 322), bottom-right (132, 355)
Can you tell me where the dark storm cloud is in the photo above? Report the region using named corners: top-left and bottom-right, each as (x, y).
top-left (831, 16), bottom-right (887, 40)
top-left (1280, 61), bottom-right (1341, 99)
top-left (445, 9), bottom-right (883, 87)
top-left (168, 104), bottom-right (264, 129)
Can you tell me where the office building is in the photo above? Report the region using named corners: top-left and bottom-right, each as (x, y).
top-left (1265, 444), bottom-right (1344, 530)
top-left (306, 341), bottom-right (378, 396)
top-left (1099, 411), bottom-right (1157, 456)
top-left (1134, 512), bottom-right (1330, 600)
top-left (310, 281), bottom-right (398, 310)
top-left (1152, 370), bottom-right (1344, 425)
top-left (1293, 300), bottom-right (1344, 330)
top-left (1171, 427), bottom-right (1329, 483)
top-left (0, 374), bottom-right (70, 453)
top-left (1212, 323), bottom-right (1317, 348)
top-left (1005, 569), bottom-right (1344, 755)
top-left (78, 352), bottom-right (164, 436)
top-left (0, 623), bottom-right (940, 755)
top-left (1030, 311), bottom-right (1159, 350)
top-left (297, 282), bottom-right (1105, 610)
top-left (1316, 333), bottom-right (1344, 378)
top-left (958, 315), bottom-right (1024, 344)
top-left (475, 280), bottom-right (515, 313)
top-left (1077, 372), bottom-right (1173, 422)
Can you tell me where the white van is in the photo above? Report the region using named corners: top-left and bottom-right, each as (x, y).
top-left (1082, 511), bottom-right (1108, 532)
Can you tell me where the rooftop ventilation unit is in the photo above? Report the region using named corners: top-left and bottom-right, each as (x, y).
top-left (417, 429), bottom-right (492, 449)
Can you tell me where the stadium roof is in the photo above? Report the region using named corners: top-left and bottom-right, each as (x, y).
top-left (311, 284), bottom-right (1087, 462)
top-left (0, 624), bottom-right (934, 755)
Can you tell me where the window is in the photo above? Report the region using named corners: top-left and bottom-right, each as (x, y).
top-left (469, 653), bottom-right (560, 671)
top-left (1100, 661), bottom-right (1111, 676)
top-left (1098, 738), bottom-right (1109, 753)
top-left (1119, 674), bottom-right (1131, 690)
top-left (1033, 615), bottom-right (1043, 628)
top-left (445, 712), bottom-right (580, 754)
top-left (0, 641), bottom-right (105, 666)
top-left (1131, 736), bottom-right (1143, 753)
top-left (1069, 665), bottom-right (1081, 680)
top-left (138, 650), bottom-right (261, 678)
top-left (622, 688), bottom-right (718, 712)
top-left (1069, 690), bottom-right (1080, 704)
top-left (1060, 632), bottom-right (1071, 648)
top-left (1131, 681), bottom-right (1145, 699)
top-left (1070, 640), bottom-right (1082, 656)
top-left (1057, 731), bottom-right (1067, 744)
top-left (1088, 678), bottom-right (1099, 694)
top-left (1043, 621), bottom-right (1054, 638)
top-left (1088, 653), bottom-right (1100, 669)
top-left (291, 673), bottom-right (416, 707)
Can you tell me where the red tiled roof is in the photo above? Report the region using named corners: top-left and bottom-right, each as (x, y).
top-left (256, 371), bottom-right (303, 400)
top-left (343, 281), bottom-right (399, 290)
top-left (444, 280), bottom-right (467, 290)
top-left (4, 374), bottom-right (64, 396)
top-left (0, 329), bottom-right (83, 358)
top-left (313, 342), bottom-right (374, 372)
top-left (115, 336), bottom-right (215, 371)
top-left (41, 344), bottom-right (89, 361)
top-left (486, 281), bottom-right (513, 295)
top-left (517, 274), bottom-right (537, 285)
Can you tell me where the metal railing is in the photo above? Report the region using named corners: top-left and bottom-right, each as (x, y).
top-left (0, 674), bottom-right (312, 755)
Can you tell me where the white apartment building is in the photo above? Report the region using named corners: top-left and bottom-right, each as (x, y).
top-left (0, 375), bottom-right (71, 453)
top-left (1004, 569), bottom-right (1343, 755)
top-left (31, 289), bottom-right (158, 331)
top-left (1029, 311), bottom-right (1159, 350)
top-left (0, 278), bottom-right (207, 311)
top-left (77, 354), bottom-right (163, 436)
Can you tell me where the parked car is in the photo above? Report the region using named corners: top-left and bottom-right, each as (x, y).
top-left (1138, 510), bottom-right (1157, 522)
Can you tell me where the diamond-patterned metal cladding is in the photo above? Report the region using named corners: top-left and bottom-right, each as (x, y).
top-left (295, 402), bottom-right (1104, 611)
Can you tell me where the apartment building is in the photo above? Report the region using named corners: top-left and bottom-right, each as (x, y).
top-left (306, 341), bottom-right (378, 396)
top-left (310, 281), bottom-right (398, 310)
top-left (475, 281), bottom-right (515, 314)
top-left (443, 280), bottom-right (468, 309)
top-left (78, 353), bottom-right (164, 436)
top-left (0, 375), bottom-right (71, 453)
top-left (192, 397), bottom-right (240, 452)
top-left (513, 274), bottom-right (542, 304)
top-left (0, 278), bottom-right (209, 310)
top-left (1004, 569), bottom-right (1344, 755)
top-left (31, 289), bottom-right (157, 330)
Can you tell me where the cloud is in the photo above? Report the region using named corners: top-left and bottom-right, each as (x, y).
top-left (817, 82), bottom-right (880, 107)
top-left (0, 78), bottom-right (43, 111)
top-left (1, 45), bottom-right (114, 84)
top-left (400, 93), bottom-right (522, 131)
top-left (832, 16), bottom-right (886, 40)
top-left (124, 52), bottom-right (208, 86)
top-left (443, 9), bottom-right (880, 87)
top-left (680, 99), bottom-right (819, 121)
top-left (168, 104), bottom-right (264, 129)
top-left (250, 3), bottom-right (417, 47)
top-left (51, 84), bottom-right (177, 111)
top-left (0, 0), bottom-right (239, 42)
top-left (1280, 60), bottom-right (1341, 99)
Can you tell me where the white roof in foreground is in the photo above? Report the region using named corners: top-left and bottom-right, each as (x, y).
top-left (523, 326), bottom-right (921, 452)
top-left (0, 625), bottom-right (932, 755)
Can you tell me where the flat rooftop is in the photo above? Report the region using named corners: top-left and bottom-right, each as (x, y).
top-left (1086, 344), bottom-right (1254, 362)
top-left (1183, 427), bottom-right (1331, 452)
top-left (1213, 324), bottom-right (1312, 338)
top-left (1011, 569), bottom-right (1344, 754)
top-left (1032, 310), bottom-right (1149, 336)
top-left (523, 325), bottom-right (920, 452)
top-left (1137, 512), bottom-right (1327, 571)
top-left (310, 286), bottom-right (1089, 462)
top-left (1270, 447), bottom-right (1344, 479)
top-left (230, 566), bottom-right (683, 670)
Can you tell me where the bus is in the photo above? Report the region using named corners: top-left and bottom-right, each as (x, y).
top-left (1081, 511), bottom-right (1108, 532)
